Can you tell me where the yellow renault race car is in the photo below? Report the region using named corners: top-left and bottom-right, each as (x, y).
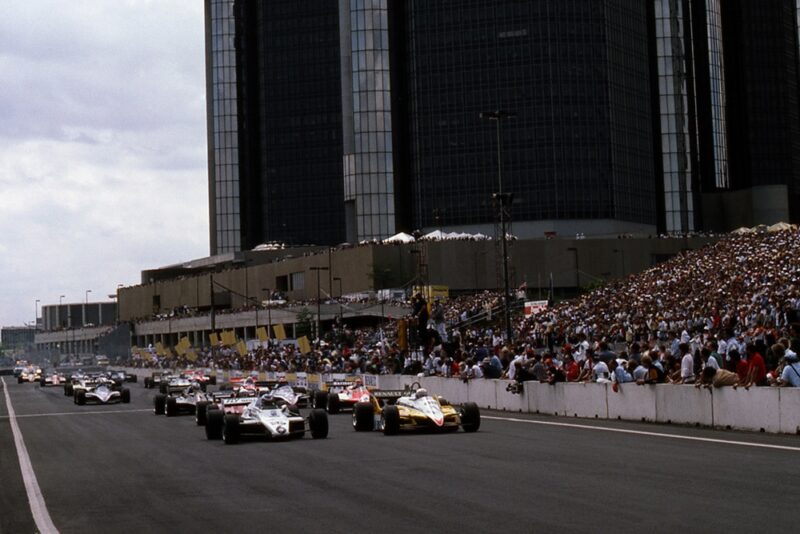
top-left (352, 382), bottom-right (480, 435)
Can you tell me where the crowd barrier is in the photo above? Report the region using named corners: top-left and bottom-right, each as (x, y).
top-left (122, 368), bottom-right (800, 435)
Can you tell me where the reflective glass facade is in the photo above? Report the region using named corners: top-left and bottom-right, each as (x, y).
top-left (704, 0), bottom-right (729, 190)
top-left (653, 0), bottom-right (695, 233)
top-left (401, 0), bottom-right (656, 230)
top-left (341, 0), bottom-right (396, 241)
top-left (206, 0), bottom-right (241, 253)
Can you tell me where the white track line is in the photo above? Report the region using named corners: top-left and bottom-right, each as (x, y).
top-left (0, 408), bottom-right (151, 419)
top-left (483, 415), bottom-right (800, 452)
top-left (1, 377), bottom-right (59, 533)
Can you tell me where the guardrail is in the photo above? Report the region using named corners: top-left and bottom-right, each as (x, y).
top-left (120, 368), bottom-right (800, 434)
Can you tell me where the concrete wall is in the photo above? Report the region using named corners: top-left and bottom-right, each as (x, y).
top-left (120, 368), bottom-right (799, 434)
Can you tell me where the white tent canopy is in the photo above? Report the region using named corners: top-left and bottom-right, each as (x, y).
top-left (383, 232), bottom-right (416, 244)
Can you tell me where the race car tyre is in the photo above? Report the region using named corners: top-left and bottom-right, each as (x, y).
top-left (165, 397), bottom-right (178, 417)
top-left (382, 406), bottom-right (400, 436)
top-left (309, 409), bottom-right (329, 439)
top-left (121, 388), bottom-right (131, 404)
top-left (76, 390), bottom-right (86, 406)
top-left (195, 401), bottom-right (209, 426)
top-left (129, 375), bottom-right (138, 383)
top-left (200, 382), bottom-right (207, 393)
top-left (460, 402), bottom-right (481, 433)
top-left (143, 377), bottom-right (151, 389)
top-left (223, 414), bottom-right (240, 444)
top-left (17, 376), bottom-right (23, 384)
top-left (64, 384), bottom-right (71, 396)
top-left (39, 378), bottom-right (46, 387)
top-left (312, 391), bottom-right (328, 409)
top-left (154, 394), bottom-right (166, 415)
top-left (205, 409), bottom-right (223, 440)
top-left (327, 393), bottom-right (341, 415)
top-left (353, 403), bottom-right (374, 432)
top-left (159, 383), bottom-right (168, 395)
top-left (208, 375), bottom-right (217, 385)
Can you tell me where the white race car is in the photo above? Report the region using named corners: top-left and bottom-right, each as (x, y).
top-left (74, 379), bottom-right (131, 405)
top-left (205, 394), bottom-right (328, 444)
top-left (39, 370), bottom-right (67, 387)
top-left (17, 366), bottom-right (42, 384)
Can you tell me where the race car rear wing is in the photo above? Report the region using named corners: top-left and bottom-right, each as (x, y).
top-left (371, 390), bottom-right (407, 400)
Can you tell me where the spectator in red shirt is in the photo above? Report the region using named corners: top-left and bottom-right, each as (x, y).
top-left (742, 343), bottom-right (767, 388)
top-left (563, 354), bottom-right (580, 382)
top-left (730, 349), bottom-right (749, 382)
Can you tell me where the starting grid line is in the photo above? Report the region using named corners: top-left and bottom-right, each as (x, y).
top-left (0, 408), bottom-right (151, 419)
top-left (1, 377), bottom-right (59, 534)
top-left (483, 415), bottom-right (800, 452)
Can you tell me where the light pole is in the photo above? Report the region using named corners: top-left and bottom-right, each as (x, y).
top-left (59, 295), bottom-right (66, 357)
top-left (480, 109), bottom-right (515, 343)
top-left (35, 299), bottom-right (40, 331)
top-left (310, 267), bottom-right (329, 341)
top-left (613, 248), bottom-right (626, 278)
top-left (333, 277), bottom-right (343, 323)
top-left (261, 288), bottom-right (272, 343)
top-left (567, 247), bottom-right (580, 291)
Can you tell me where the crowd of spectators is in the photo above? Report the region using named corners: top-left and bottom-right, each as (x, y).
top-left (129, 229), bottom-right (800, 388)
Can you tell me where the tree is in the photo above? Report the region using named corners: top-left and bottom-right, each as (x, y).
top-left (295, 307), bottom-right (314, 339)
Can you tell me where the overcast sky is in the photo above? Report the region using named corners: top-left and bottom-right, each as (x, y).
top-left (0, 1), bottom-right (209, 328)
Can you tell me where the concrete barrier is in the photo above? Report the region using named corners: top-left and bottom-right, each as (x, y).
top-left (527, 382), bottom-right (566, 416)
top-left (563, 382), bottom-right (608, 419)
top-left (466, 378), bottom-right (497, 410)
top-left (655, 385), bottom-right (713, 426)
top-left (712, 387), bottom-right (781, 433)
top-left (121, 367), bottom-right (800, 434)
top-left (494, 380), bottom-right (527, 412)
top-left (607, 383), bottom-right (657, 423)
top-left (779, 387), bottom-right (800, 434)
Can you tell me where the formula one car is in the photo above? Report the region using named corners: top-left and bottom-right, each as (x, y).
top-left (153, 381), bottom-right (208, 417)
top-left (39, 369), bottom-right (67, 387)
top-left (312, 380), bottom-right (372, 414)
top-left (351, 383), bottom-right (480, 435)
top-left (143, 371), bottom-right (175, 389)
top-left (74, 378), bottom-right (130, 405)
top-left (182, 369), bottom-right (217, 387)
top-left (17, 366), bottom-right (43, 384)
top-left (205, 393), bottom-right (328, 444)
top-left (265, 381), bottom-right (309, 408)
top-left (107, 370), bottom-right (138, 385)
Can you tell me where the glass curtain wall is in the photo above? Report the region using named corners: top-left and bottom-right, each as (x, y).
top-left (653, 0), bottom-right (694, 232)
top-left (344, 0), bottom-right (396, 241)
top-left (208, 0), bottom-right (241, 253)
top-left (704, 0), bottom-right (729, 190)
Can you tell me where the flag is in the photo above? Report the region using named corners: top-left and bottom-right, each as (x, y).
top-left (257, 326), bottom-right (269, 342)
top-left (209, 332), bottom-right (219, 346)
top-left (298, 336), bottom-right (311, 354)
top-left (274, 324), bottom-right (287, 340)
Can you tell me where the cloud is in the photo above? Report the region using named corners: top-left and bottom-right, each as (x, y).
top-left (0, 1), bottom-right (208, 327)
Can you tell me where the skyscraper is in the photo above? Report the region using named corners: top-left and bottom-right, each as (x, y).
top-left (205, 0), bottom-right (800, 254)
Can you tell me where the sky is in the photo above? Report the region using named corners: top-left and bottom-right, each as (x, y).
top-left (0, 1), bottom-right (209, 327)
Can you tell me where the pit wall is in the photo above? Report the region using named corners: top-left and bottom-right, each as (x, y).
top-left (123, 369), bottom-right (800, 435)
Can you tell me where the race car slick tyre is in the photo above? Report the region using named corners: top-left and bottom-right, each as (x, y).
top-left (223, 414), bottom-right (240, 444)
top-left (353, 403), bottom-right (373, 432)
top-left (64, 384), bottom-right (71, 396)
top-left (17, 376), bottom-right (23, 384)
top-left (195, 401), bottom-right (209, 426)
top-left (121, 388), bottom-right (131, 404)
top-left (39, 378), bottom-right (46, 387)
top-left (144, 377), bottom-right (151, 389)
top-left (154, 394), bottom-right (166, 415)
top-left (327, 393), bottom-right (340, 415)
top-left (309, 409), bottom-right (329, 439)
top-left (159, 383), bottom-right (168, 395)
top-left (382, 406), bottom-right (400, 436)
top-left (312, 391), bottom-right (328, 409)
top-left (165, 397), bottom-right (178, 417)
top-left (209, 375), bottom-right (217, 385)
top-left (129, 375), bottom-right (138, 383)
top-left (460, 402), bottom-right (480, 433)
top-left (205, 409), bottom-right (223, 440)
top-left (76, 390), bottom-right (86, 406)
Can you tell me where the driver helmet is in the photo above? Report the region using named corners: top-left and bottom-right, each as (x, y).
top-left (415, 388), bottom-right (428, 398)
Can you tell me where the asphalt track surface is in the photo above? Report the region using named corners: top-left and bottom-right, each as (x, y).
top-left (1, 378), bottom-right (799, 534)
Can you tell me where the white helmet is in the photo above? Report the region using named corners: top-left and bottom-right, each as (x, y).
top-left (415, 388), bottom-right (428, 398)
